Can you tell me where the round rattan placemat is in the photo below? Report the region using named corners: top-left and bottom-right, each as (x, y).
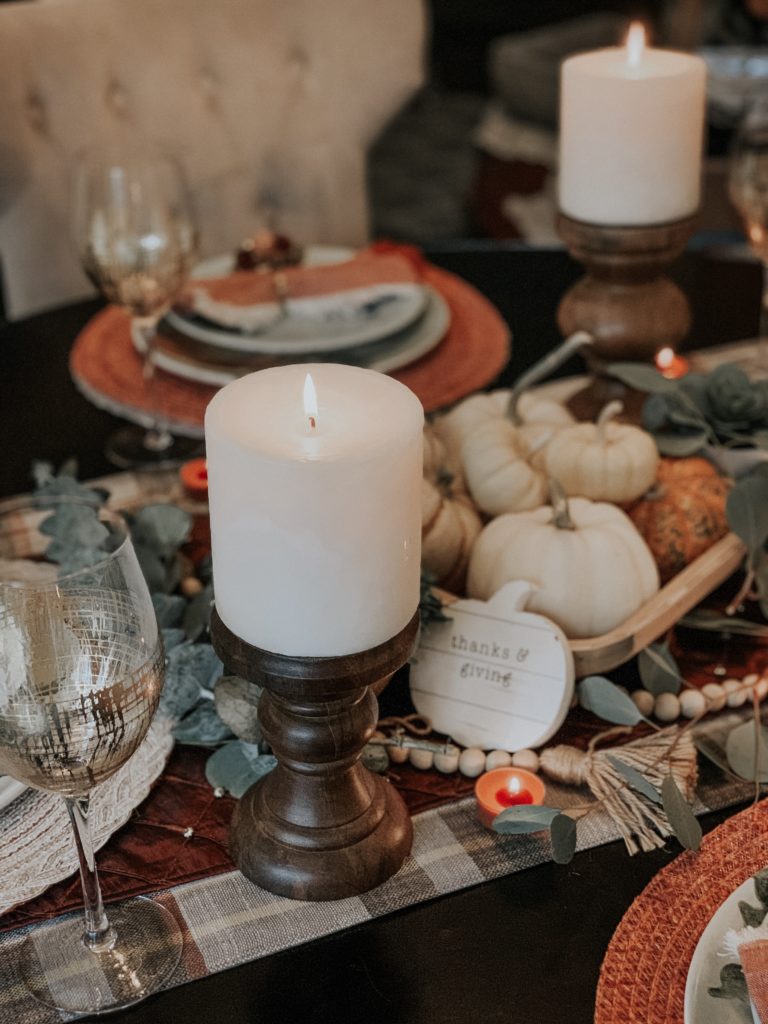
top-left (595, 800), bottom-right (768, 1024)
top-left (69, 262), bottom-right (511, 435)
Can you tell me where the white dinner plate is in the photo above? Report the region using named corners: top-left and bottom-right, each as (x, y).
top-left (167, 282), bottom-right (428, 355)
top-left (134, 286), bottom-right (451, 385)
top-left (684, 876), bottom-right (760, 1024)
top-left (0, 776), bottom-right (27, 811)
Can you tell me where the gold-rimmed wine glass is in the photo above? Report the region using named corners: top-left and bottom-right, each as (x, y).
top-left (0, 496), bottom-right (182, 1014)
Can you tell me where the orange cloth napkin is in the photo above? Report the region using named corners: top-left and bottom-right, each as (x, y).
top-left (190, 248), bottom-right (421, 306)
top-left (739, 939), bottom-right (768, 1022)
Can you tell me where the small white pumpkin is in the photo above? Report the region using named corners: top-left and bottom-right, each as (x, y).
top-left (544, 400), bottom-right (659, 505)
top-left (461, 417), bottom-right (548, 516)
top-left (421, 478), bottom-right (482, 592)
top-left (466, 486), bottom-right (659, 638)
top-left (432, 392), bottom-right (503, 468)
top-left (423, 421), bottom-right (463, 489)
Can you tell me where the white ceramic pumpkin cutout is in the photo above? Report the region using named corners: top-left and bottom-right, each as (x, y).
top-left (409, 580), bottom-right (575, 751)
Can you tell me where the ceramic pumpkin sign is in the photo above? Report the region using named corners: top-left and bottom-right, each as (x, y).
top-left (626, 457), bottom-right (731, 582)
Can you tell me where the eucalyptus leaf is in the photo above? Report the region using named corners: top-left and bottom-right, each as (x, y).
top-left (725, 721), bottom-right (768, 782)
top-left (45, 542), bottom-right (109, 574)
top-left (152, 593), bottom-right (186, 628)
top-left (134, 544), bottom-right (167, 593)
top-left (726, 475), bottom-right (768, 563)
top-left (131, 504), bottom-right (192, 556)
top-left (162, 628), bottom-right (186, 652)
top-left (607, 755), bottom-right (662, 805)
top-left (160, 642), bottom-right (221, 719)
top-left (549, 813), bottom-right (577, 864)
top-left (605, 362), bottom-right (678, 395)
top-left (679, 610), bottom-right (768, 640)
top-left (661, 775), bottom-right (702, 851)
top-left (40, 504), bottom-right (109, 549)
top-left (754, 867), bottom-right (768, 908)
top-left (578, 676), bottom-right (643, 726)
top-left (183, 582), bottom-right (215, 641)
top-left (173, 700), bottom-right (235, 746)
top-left (738, 900), bottom-right (767, 927)
top-left (638, 643), bottom-right (681, 696)
top-left (205, 741), bottom-right (276, 798)
top-left (492, 805), bottom-right (560, 834)
top-left (214, 675), bottom-right (262, 744)
top-left (197, 553), bottom-right (213, 584)
top-left (708, 962), bottom-right (749, 1004)
top-left (653, 429), bottom-right (709, 457)
top-left (695, 736), bottom-right (742, 781)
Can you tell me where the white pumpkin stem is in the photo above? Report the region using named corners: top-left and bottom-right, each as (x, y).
top-left (507, 330), bottom-right (594, 424)
top-left (596, 400), bottom-right (624, 443)
top-left (548, 478), bottom-right (576, 531)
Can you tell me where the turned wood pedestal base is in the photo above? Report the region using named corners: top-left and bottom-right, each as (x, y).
top-left (211, 609), bottom-right (419, 901)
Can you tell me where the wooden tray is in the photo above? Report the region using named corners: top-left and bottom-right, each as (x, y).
top-left (437, 532), bottom-right (745, 678)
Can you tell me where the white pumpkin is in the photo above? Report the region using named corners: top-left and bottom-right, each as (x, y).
top-left (432, 393), bottom-right (503, 468)
top-left (461, 417), bottom-right (548, 516)
top-left (423, 421), bottom-right (463, 489)
top-left (466, 491), bottom-right (659, 638)
top-left (421, 478), bottom-right (482, 592)
top-left (544, 400), bottom-right (659, 505)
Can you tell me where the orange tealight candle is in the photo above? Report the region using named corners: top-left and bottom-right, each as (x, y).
top-left (474, 767), bottom-right (546, 830)
top-left (655, 346), bottom-right (690, 380)
top-left (180, 457), bottom-right (209, 501)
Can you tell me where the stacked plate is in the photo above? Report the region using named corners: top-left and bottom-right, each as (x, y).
top-left (136, 246), bottom-right (451, 386)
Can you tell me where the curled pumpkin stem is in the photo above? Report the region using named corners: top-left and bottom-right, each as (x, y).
top-left (548, 478), bottom-right (576, 530)
top-left (507, 330), bottom-right (594, 424)
top-left (596, 400), bottom-right (624, 443)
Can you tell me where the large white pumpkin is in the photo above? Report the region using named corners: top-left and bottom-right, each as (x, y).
top-left (466, 494), bottom-right (660, 638)
top-left (461, 418), bottom-right (548, 516)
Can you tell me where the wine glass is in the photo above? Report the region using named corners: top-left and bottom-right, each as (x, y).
top-left (73, 143), bottom-right (200, 468)
top-left (0, 496), bottom-right (182, 1014)
top-left (728, 94), bottom-right (768, 376)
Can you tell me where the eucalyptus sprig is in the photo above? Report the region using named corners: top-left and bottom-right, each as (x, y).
top-left (606, 361), bottom-right (768, 455)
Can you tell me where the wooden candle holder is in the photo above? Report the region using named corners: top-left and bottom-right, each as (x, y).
top-left (556, 211), bottom-right (697, 420)
top-left (210, 608), bottom-right (419, 901)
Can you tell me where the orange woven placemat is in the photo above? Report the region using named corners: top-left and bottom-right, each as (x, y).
top-left (69, 262), bottom-right (511, 434)
top-left (595, 799), bottom-right (768, 1024)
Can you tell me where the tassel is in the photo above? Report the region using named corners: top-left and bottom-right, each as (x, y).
top-left (539, 726), bottom-right (698, 855)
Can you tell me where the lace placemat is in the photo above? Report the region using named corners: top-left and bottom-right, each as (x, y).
top-left (0, 718), bottom-right (174, 917)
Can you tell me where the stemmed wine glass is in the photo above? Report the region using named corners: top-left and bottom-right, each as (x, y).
top-left (0, 497), bottom-right (182, 1014)
top-left (73, 144), bottom-right (199, 468)
top-left (728, 94), bottom-right (768, 377)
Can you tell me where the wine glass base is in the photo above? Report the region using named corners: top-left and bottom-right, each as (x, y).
top-left (18, 897), bottom-right (183, 1015)
top-left (105, 424), bottom-right (202, 471)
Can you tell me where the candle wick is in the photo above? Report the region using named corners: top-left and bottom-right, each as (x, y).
top-left (308, 415), bottom-right (317, 430)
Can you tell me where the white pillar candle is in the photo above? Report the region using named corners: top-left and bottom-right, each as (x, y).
top-left (205, 363), bottom-right (424, 657)
top-left (558, 23), bottom-right (707, 225)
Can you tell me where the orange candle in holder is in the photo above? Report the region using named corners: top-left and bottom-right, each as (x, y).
top-left (180, 457), bottom-right (209, 501)
top-left (474, 767), bottom-right (546, 829)
top-left (655, 346), bottom-right (690, 380)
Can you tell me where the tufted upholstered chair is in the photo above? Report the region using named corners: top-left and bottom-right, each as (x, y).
top-left (0, 0), bottom-right (426, 320)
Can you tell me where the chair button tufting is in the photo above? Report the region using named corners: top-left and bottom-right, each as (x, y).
top-left (25, 91), bottom-right (48, 133)
top-left (106, 80), bottom-right (129, 116)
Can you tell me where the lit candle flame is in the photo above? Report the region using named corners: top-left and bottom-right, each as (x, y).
top-left (625, 22), bottom-right (645, 69)
top-left (507, 776), bottom-right (521, 796)
top-left (303, 373), bottom-right (318, 431)
top-left (656, 346), bottom-right (674, 371)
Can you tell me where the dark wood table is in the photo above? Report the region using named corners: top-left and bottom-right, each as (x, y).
top-left (0, 243), bottom-right (762, 1023)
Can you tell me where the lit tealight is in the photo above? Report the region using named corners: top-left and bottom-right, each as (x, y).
top-left (655, 346), bottom-right (690, 380)
top-left (474, 767), bottom-right (546, 830)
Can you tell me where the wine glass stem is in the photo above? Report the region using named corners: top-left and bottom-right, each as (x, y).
top-left (64, 795), bottom-right (114, 951)
top-left (134, 317), bottom-right (174, 454)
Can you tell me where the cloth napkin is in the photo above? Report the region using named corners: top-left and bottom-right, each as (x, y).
top-left (724, 926), bottom-right (768, 1022)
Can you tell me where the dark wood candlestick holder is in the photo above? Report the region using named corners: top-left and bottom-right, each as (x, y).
top-left (557, 212), bottom-right (697, 420)
top-left (211, 608), bottom-right (419, 902)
